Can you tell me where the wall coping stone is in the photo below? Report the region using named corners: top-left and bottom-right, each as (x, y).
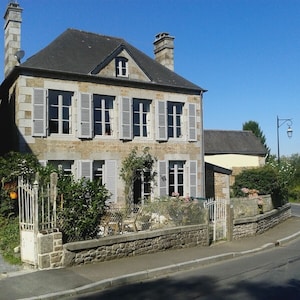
top-left (64, 224), bottom-right (207, 252)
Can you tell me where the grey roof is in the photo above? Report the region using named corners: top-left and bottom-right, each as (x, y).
top-left (21, 29), bottom-right (204, 92)
top-left (204, 130), bottom-right (267, 156)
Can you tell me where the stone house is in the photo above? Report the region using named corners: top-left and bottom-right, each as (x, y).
top-left (0, 2), bottom-right (206, 204)
top-left (204, 129), bottom-right (267, 187)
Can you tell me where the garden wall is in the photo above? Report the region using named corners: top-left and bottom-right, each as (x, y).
top-left (63, 224), bottom-right (209, 267)
top-left (233, 203), bottom-right (291, 240)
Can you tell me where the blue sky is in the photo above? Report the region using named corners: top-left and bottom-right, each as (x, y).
top-left (0, 0), bottom-right (299, 156)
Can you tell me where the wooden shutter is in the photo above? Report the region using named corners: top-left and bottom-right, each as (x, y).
top-left (32, 88), bottom-right (47, 137)
top-left (156, 101), bottom-right (167, 141)
top-left (189, 160), bottom-right (197, 197)
top-left (158, 160), bottom-right (168, 196)
top-left (78, 160), bottom-right (93, 181)
top-left (120, 97), bottom-right (132, 140)
top-left (104, 160), bottom-right (117, 202)
top-left (188, 103), bottom-right (197, 141)
top-left (78, 93), bottom-right (92, 139)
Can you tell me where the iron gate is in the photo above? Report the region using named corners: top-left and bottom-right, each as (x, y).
top-left (204, 198), bottom-right (228, 242)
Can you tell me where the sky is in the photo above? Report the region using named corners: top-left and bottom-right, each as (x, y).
top-left (0, 0), bottom-right (299, 157)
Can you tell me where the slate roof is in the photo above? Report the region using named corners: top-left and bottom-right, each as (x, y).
top-left (204, 130), bottom-right (267, 156)
top-left (21, 29), bottom-right (204, 92)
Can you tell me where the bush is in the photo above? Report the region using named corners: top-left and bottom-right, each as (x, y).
top-left (231, 164), bottom-right (291, 207)
top-left (232, 166), bottom-right (278, 197)
top-left (57, 177), bottom-right (110, 242)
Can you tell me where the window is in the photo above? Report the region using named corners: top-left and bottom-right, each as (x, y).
top-left (169, 161), bottom-right (184, 196)
top-left (93, 95), bottom-right (114, 136)
top-left (48, 90), bottom-right (73, 134)
top-left (133, 99), bottom-right (151, 137)
top-left (133, 169), bottom-right (151, 204)
top-left (93, 160), bottom-right (104, 184)
top-left (78, 160), bottom-right (117, 203)
top-left (49, 160), bottom-right (74, 176)
top-left (115, 57), bottom-right (128, 77)
top-left (167, 102), bottom-right (183, 138)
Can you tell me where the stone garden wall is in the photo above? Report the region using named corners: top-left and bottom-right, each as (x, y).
top-left (63, 224), bottom-right (209, 267)
top-left (233, 203), bottom-right (291, 240)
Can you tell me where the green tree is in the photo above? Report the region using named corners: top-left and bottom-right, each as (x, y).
top-left (243, 120), bottom-right (270, 159)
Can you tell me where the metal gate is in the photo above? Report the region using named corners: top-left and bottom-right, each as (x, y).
top-left (204, 198), bottom-right (228, 242)
top-left (18, 173), bottom-right (57, 267)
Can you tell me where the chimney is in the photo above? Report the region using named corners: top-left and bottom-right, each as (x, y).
top-left (4, 1), bottom-right (23, 78)
top-left (153, 32), bottom-right (174, 71)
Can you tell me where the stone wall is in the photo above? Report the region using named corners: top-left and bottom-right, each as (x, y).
top-left (233, 203), bottom-right (291, 240)
top-left (63, 224), bottom-right (209, 267)
top-left (37, 230), bottom-right (63, 269)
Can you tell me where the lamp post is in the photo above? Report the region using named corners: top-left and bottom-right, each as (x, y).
top-left (277, 116), bottom-right (293, 163)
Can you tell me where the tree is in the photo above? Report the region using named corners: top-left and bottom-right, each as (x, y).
top-left (243, 120), bottom-right (270, 159)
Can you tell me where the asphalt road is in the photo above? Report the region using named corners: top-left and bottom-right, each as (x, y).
top-left (291, 203), bottom-right (300, 217)
top-left (68, 236), bottom-right (300, 300)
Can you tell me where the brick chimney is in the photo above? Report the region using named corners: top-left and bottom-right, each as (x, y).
top-left (153, 32), bottom-right (174, 71)
top-left (3, 1), bottom-right (23, 78)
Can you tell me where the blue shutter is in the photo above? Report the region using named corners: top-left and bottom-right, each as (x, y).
top-left (156, 101), bottom-right (167, 141)
top-left (104, 160), bottom-right (117, 202)
top-left (188, 103), bottom-right (197, 141)
top-left (32, 88), bottom-right (47, 137)
top-left (189, 160), bottom-right (197, 197)
top-left (158, 160), bottom-right (168, 196)
top-left (120, 97), bottom-right (132, 140)
top-left (78, 93), bottom-right (92, 139)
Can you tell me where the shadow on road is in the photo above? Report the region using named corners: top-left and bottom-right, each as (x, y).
top-left (71, 275), bottom-right (300, 300)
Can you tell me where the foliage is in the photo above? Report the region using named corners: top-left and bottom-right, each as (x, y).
top-left (120, 147), bottom-right (156, 206)
top-left (0, 151), bottom-right (40, 183)
top-left (232, 159), bottom-right (295, 206)
top-left (0, 216), bottom-right (21, 265)
top-left (57, 176), bottom-right (110, 242)
top-left (243, 120), bottom-right (270, 159)
top-left (232, 166), bottom-right (278, 197)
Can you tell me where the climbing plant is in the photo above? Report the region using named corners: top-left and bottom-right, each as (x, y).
top-left (120, 147), bottom-right (156, 207)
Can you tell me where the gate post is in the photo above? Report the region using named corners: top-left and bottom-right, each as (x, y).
top-left (226, 200), bottom-right (233, 241)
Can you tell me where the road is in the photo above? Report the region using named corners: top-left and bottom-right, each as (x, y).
top-left (291, 203), bottom-right (300, 217)
top-left (67, 215), bottom-right (300, 300)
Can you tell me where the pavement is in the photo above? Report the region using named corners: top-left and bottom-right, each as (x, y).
top-left (1, 215), bottom-right (300, 300)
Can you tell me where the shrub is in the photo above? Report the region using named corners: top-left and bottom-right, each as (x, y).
top-left (57, 177), bottom-right (110, 242)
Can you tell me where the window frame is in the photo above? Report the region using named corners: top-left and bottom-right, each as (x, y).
top-left (93, 95), bottom-right (114, 136)
top-left (48, 90), bottom-right (73, 136)
top-left (115, 57), bottom-right (129, 77)
top-left (133, 98), bottom-right (151, 138)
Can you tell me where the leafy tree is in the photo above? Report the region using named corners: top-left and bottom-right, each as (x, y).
top-left (243, 120), bottom-right (270, 159)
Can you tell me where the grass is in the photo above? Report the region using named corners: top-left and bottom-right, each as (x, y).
top-left (0, 216), bottom-right (22, 265)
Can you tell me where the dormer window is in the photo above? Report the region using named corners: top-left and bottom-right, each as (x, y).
top-left (115, 57), bottom-right (128, 77)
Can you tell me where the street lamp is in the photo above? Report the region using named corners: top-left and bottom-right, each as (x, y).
top-left (277, 116), bottom-right (293, 163)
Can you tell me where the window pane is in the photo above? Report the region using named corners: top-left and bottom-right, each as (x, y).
top-left (49, 120), bottom-right (58, 133)
top-left (95, 123), bottom-right (101, 135)
top-left (105, 124), bottom-right (111, 135)
top-left (63, 121), bottom-right (69, 134)
top-left (49, 106), bottom-right (58, 119)
top-left (63, 107), bottom-right (69, 120)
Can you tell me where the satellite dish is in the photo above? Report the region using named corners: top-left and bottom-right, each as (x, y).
top-left (14, 50), bottom-right (25, 63)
